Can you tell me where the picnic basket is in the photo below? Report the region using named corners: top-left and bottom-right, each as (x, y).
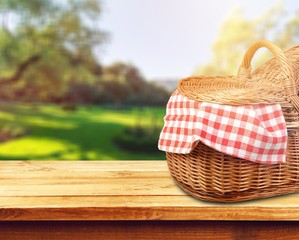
top-left (166, 40), bottom-right (299, 202)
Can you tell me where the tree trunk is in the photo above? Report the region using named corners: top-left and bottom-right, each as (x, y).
top-left (0, 55), bottom-right (41, 85)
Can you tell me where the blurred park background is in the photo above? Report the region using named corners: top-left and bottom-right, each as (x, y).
top-left (0, 0), bottom-right (298, 160)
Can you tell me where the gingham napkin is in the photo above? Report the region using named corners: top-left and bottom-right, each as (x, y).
top-left (158, 90), bottom-right (287, 164)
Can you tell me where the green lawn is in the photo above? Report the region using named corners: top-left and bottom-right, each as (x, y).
top-left (0, 102), bottom-right (166, 160)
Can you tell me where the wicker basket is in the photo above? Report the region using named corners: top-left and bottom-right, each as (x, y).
top-left (166, 40), bottom-right (299, 202)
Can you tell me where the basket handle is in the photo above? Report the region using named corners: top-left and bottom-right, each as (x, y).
top-left (237, 39), bottom-right (299, 111)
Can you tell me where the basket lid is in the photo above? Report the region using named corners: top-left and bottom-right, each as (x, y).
top-left (178, 40), bottom-right (299, 110)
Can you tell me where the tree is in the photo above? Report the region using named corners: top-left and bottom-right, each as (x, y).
top-left (193, 3), bottom-right (299, 76)
top-left (0, 0), bottom-right (106, 101)
top-left (0, 1), bottom-right (170, 106)
top-left (100, 62), bottom-right (170, 106)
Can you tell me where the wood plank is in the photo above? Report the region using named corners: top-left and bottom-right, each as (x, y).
top-left (0, 161), bottom-right (167, 172)
top-left (0, 170), bottom-right (170, 179)
top-left (0, 161), bottom-right (179, 197)
top-left (0, 221), bottom-right (299, 240)
top-left (1, 161), bottom-right (299, 220)
top-left (2, 201), bottom-right (299, 220)
top-left (0, 178), bottom-right (179, 196)
top-left (2, 195), bottom-right (299, 208)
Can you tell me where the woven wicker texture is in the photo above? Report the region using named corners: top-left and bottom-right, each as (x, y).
top-left (167, 40), bottom-right (299, 202)
top-left (178, 40), bottom-right (299, 110)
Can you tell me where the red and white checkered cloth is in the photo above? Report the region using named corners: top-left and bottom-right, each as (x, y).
top-left (158, 90), bottom-right (287, 164)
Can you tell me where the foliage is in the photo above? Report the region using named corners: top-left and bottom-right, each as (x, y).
top-left (114, 107), bottom-right (162, 153)
top-left (0, 0), bottom-right (106, 101)
top-left (194, 4), bottom-right (299, 76)
top-left (114, 126), bottom-right (161, 153)
top-left (0, 0), bottom-right (170, 106)
top-left (100, 62), bottom-right (170, 106)
top-left (0, 123), bottom-right (29, 142)
top-left (0, 102), bottom-right (166, 160)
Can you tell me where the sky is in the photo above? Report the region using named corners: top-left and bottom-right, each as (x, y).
top-left (98, 0), bottom-right (297, 80)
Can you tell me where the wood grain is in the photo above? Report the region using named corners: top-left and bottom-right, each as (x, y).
top-left (1, 161), bottom-right (299, 220)
top-left (1, 221), bottom-right (299, 240)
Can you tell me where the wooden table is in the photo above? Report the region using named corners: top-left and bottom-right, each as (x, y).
top-left (1, 161), bottom-right (299, 239)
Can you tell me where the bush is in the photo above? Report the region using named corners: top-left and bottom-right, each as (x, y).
top-left (62, 102), bottom-right (78, 111)
top-left (0, 124), bottom-right (29, 142)
top-left (114, 126), bottom-right (161, 153)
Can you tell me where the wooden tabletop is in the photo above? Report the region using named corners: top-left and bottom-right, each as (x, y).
top-left (1, 160), bottom-right (299, 221)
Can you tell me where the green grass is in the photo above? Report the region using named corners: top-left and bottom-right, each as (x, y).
top-left (0, 102), bottom-right (166, 160)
